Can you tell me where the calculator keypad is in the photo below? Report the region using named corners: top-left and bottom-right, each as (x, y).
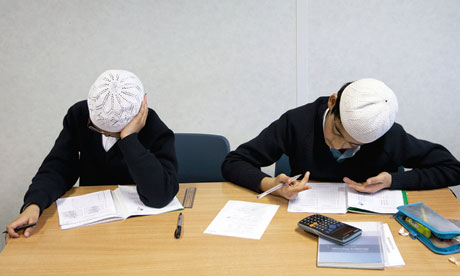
top-left (298, 214), bottom-right (362, 245)
top-left (299, 214), bottom-right (344, 234)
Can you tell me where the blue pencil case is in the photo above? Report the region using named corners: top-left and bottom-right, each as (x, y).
top-left (394, 202), bottom-right (460, 254)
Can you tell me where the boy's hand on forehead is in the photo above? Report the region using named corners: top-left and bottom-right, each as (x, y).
top-left (120, 94), bottom-right (148, 139)
top-left (344, 172), bottom-right (392, 194)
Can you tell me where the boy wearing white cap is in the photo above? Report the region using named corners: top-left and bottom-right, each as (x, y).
top-left (6, 70), bottom-right (179, 239)
top-left (222, 78), bottom-right (460, 200)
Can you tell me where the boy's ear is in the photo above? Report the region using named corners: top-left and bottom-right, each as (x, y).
top-left (328, 93), bottom-right (338, 110)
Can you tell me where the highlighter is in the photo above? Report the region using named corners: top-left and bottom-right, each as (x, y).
top-left (405, 216), bottom-right (431, 238)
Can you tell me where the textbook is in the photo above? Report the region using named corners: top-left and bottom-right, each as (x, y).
top-left (288, 183), bottom-right (407, 214)
top-left (317, 221), bottom-right (385, 270)
top-left (56, 185), bottom-right (183, 230)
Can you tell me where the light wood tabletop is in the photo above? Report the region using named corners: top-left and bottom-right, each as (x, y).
top-left (1, 182), bottom-right (459, 275)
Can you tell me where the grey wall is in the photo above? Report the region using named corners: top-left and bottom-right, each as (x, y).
top-left (1, 0), bottom-right (459, 252)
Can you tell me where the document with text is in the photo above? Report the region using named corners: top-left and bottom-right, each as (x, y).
top-left (317, 221), bottom-right (385, 269)
top-left (57, 185), bottom-right (183, 230)
top-left (204, 200), bottom-right (279, 239)
top-left (317, 221), bottom-right (405, 269)
top-left (288, 183), bottom-right (406, 214)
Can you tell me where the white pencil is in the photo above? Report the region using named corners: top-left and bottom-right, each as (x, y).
top-left (257, 174), bottom-right (302, 199)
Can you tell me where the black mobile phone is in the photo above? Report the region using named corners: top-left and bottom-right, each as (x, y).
top-left (298, 214), bottom-right (362, 245)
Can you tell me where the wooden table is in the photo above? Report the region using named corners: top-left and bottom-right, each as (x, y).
top-left (1, 182), bottom-right (459, 275)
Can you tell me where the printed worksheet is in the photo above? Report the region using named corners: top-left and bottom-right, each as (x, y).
top-left (57, 186), bottom-right (183, 230)
top-left (288, 183), bottom-right (348, 213)
top-left (347, 189), bottom-right (405, 214)
top-left (57, 190), bottom-right (118, 228)
top-left (113, 185), bottom-right (183, 217)
top-left (204, 200), bottom-right (279, 239)
top-left (288, 183), bottom-right (405, 214)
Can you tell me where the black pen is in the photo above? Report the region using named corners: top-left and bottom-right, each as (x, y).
top-left (174, 212), bottom-right (182, 239)
top-left (3, 222), bottom-right (37, 234)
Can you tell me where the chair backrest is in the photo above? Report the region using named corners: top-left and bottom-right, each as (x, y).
top-left (174, 133), bottom-right (230, 183)
top-left (274, 154), bottom-right (291, 176)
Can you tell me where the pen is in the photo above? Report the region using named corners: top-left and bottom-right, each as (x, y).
top-left (257, 174), bottom-right (302, 199)
top-left (3, 222), bottom-right (37, 234)
top-left (174, 212), bottom-right (182, 239)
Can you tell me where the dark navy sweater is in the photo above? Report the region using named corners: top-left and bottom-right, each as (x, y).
top-left (23, 101), bottom-right (179, 212)
top-left (222, 97), bottom-right (460, 192)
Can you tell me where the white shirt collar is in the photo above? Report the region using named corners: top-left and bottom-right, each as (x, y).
top-left (102, 135), bottom-right (119, 152)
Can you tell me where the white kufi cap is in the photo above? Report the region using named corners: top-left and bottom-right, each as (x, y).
top-left (88, 70), bottom-right (144, 132)
top-left (340, 78), bottom-right (398, 144)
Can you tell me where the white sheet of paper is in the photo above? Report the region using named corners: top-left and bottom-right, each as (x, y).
top-left (204, 200), bottom-right (279, 240)
top-left (381, 223), bottom-right (406, 267)
top-left (288, 183), bottom-right (347, 213)
top-left (347, 189), bottom-right (405, 214)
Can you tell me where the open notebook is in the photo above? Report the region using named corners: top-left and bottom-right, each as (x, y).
top-left (56, 185), bottom-right (183, 229)
top-left (288, 183), bottom-right (407, 214)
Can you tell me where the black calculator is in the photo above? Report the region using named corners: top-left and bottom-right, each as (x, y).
top-left (298, 214), bottom-right (362, 245)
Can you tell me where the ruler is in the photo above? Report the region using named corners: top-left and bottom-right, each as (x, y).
top-left (182, 187), bottom-right (196, 208)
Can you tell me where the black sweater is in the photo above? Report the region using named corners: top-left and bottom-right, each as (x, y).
top-left (222, 97), bottom-right (460, 192)
top-left (23, 101), bottom-right (179, 212)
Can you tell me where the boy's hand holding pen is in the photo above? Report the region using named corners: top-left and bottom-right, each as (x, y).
top-left (3, 223), bottom-right (37, 234)
top-left (258, 171), bottom-right (312, 200)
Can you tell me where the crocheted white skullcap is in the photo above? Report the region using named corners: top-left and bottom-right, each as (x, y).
top-left (88, 70), bottom-right (144, 133)
top-left (340, 78), bottom-right (398, 144)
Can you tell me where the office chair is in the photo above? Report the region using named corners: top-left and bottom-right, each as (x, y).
top-left (174, 133), bottom-right (230, 183)
top-left (274, 154), bottom-right (291, 176)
